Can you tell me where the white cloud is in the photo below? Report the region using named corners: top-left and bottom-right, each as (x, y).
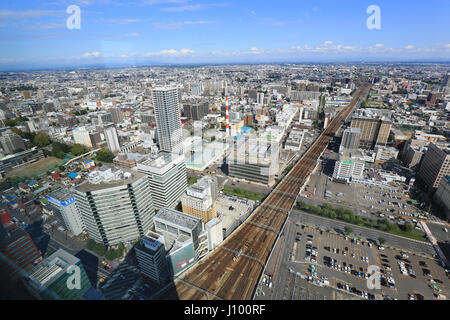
top-left (145, 48), bottom-right (194, 56)
top-left (99, 18), bottom-right (151, 24)
top-left (0, 9), bottom-right (64, 19)
top-left (140, 0), bottom-right (189, 5)
top-left (324, 41), bottom-right (333, 46)
top-left (375, 43), bottom-right (384, 48)
top-left (82, 52), bottom-right (101, 58)
top-left (153, 20), bottom-right (215, 29)
top-left (163, 4), bottom-right (205, 12)
top-left (405, 45), bottom-right (415, 49)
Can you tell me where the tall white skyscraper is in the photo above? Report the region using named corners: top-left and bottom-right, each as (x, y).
top-left (47, 188), bottom-right (84, 236)
top-left (152, 87), bottom-right (183, 155)
top-left (257, 92), bottom-right (265, 106)
top-left (104, 124), bottom-right (120, 153)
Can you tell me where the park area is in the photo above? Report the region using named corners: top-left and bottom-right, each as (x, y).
top-left (6, 157), bottom-right (64, 179)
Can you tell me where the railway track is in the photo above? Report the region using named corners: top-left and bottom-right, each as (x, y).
top-left (156, 84), bottom-right (371, 300)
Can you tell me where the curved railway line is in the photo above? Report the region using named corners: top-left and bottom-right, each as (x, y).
top-left (157, 84), bottom-right (372, 300)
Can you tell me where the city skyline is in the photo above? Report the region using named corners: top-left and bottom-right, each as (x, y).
top-left (0, 0), bottom-right (449, 70)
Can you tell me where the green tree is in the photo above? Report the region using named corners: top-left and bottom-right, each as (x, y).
top-left (93, 242), bottom-right (107, 256)
top-left (86, 239), bottom-right (96, 250)
top-left (403, 223), bottom-right (414, 232)
top-left (33, 133), bottom-right (51, 147)
top-left (95, 148), bottom-right (115, 163)
top-left (378, 238), bottom-right (386, 246)
top-left (52, 142), bottom-right (71, 159)
top-left (70, 144), bottom-right (89, 156)
top-left (344, 226), bottom-right (353, 235)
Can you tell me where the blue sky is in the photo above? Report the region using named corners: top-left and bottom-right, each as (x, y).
top-left (0, 0), bottom-right (449, 69)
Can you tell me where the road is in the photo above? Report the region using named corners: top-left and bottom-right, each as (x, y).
top-left (291, 210), bottom-right (435, 257)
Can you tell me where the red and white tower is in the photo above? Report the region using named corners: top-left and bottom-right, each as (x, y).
top-left (225, 96), bottom-right (230, 136)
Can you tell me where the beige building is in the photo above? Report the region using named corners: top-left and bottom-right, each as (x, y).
top-left (181, 176), bottom-right (218, 223)
top-left (418, 144), bottom-right (450, 190)
top-left (350, 118), bottom-right (392, 149)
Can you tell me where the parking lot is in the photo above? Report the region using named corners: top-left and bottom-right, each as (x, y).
top-left (290, 224), bottom-right (450, 300)
top-left (306, 171), bottom-right (428, 227)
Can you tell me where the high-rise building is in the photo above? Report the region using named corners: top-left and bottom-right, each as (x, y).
top-left (401, 144), bottom-right (425, 169)
top-left (153, 87), bottom-right (183, 155)
top-left (181, 176), bottom-right (218, 223)
top-left (72, 127), bottom-right (92, 148)
top-left (104, 124), bottom-right (120, 153)
top-left (89, 132), bottom-right (102, 148)
top-left (341, 128), bottom-right (361, 151)
top-left (46, 188), bottom-right (84, 236)
top-left (137, 152), bottom-right (187, 210)
top-left (73, 169), bottom-right (155, 246)
top-left (248, 89), bottom-right (258, 101)
top-left (0, 225), bottom-right (42, 272)
top-left (434, 176), bottom-right (450, 221)
top-left (205, 217), bottom-right (223, 251)
top-left (24, 249), bottom-right (97, 300)
top-left (350, 109), bottom-right (392, 149)
top-left (153, 208), bottom-right (206, 276)
top-left (0, 129), bottom-right (26, 155)
top-left (257, 92), bottom-right (265, 106)
top-left (183, 102), bottom-right (209, 121)
top-left (418, 144), bottom-right (450, 190)
top-left (227, 135), bottom-right (280, 186)
top-left (134, 231), bottom-right (169, 284)
top-left (110, 107), bottom-right (124, 124)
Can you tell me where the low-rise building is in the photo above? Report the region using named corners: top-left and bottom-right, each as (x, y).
top-left (333, 149), bottom-right (365, 183)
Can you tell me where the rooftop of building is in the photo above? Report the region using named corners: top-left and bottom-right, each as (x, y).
top-left (138, 152), bottom-right (183, 171)
top-left (47, 188), bottom-right (74, 203)
top-left (0, 225), bottom-right (25, 247)
top-left (29, 249), bottom-right (79, 287)
top-left (74, 168), bottom-right (145, 192)
top-left (114, 152), bottom-right (144, 162)
top-left (155, 207), bottom-right (201, 232)
top-left (353, 108), bottom-right (393, 121)
top-left (340, 148), bottom-right (366, 161)
top-left (136, 231), bottom-right (165, 253)
top-left (187, 176), bottom-right (217, 193)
